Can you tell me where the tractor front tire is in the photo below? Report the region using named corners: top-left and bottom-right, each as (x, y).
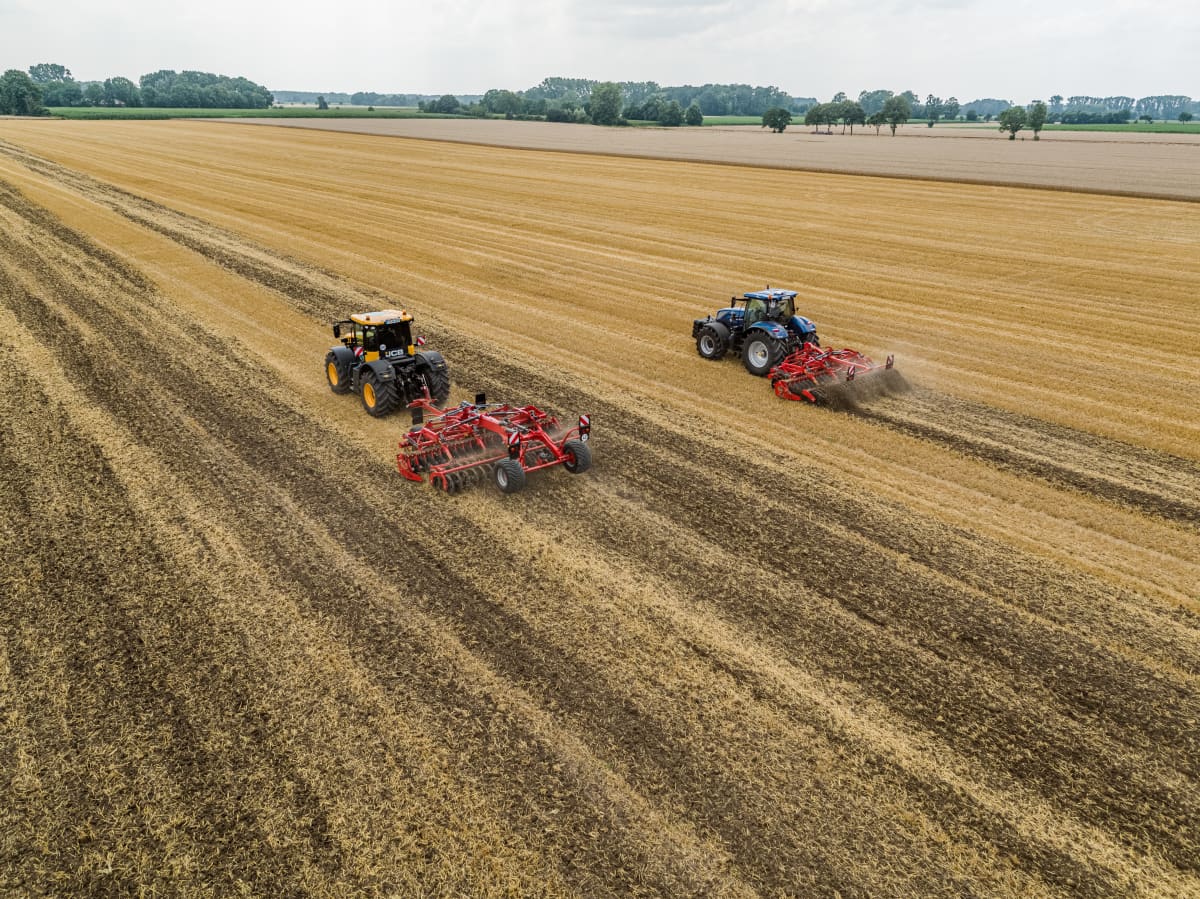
top-left (325, 352), bottom-right (350, 394)
top-left (562, 439), bottom-right (592, 474)
top-left (696, 325), bottom-right (728, 361)
top-left (360, 372), bottom-right (399, 417)
top-left (742, 334), bottom-right (783, 377)
top-left (494, 459), bottom-right (527, 494)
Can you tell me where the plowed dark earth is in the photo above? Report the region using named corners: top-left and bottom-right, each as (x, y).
top-left (1, 122), bottom-right (1198, 898)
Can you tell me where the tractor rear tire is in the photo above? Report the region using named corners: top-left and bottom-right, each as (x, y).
top-left (416, 351), bottom-right (451, 405)
top-left (325, 352), bottom-right (350, 394)
top-left (360, 372), bottom-right (399, 417)
top-left (742, 334), bottom-right (783, 377)
top-left (562, 439), bottom-right (592, 474)
top-left (494, 458), bottom-right (527, 494)
top-left (696, 325), bottom-right (728, 360)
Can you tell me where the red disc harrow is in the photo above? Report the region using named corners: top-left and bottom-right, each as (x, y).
top-left (769, 344), bottom-right (909, 409)
top-left (397, 393), bottom-right (592, 494)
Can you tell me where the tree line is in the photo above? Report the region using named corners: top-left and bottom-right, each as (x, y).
top-left (0, 63), bottom-right (273, 115)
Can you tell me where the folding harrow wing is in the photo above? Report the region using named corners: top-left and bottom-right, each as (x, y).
top-left (769, 344), bottom-right (909, 409)
top-left (397, 393), bottom-right (592, 494)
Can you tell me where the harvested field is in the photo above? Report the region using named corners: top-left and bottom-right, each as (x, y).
top-left (1, 120), bottom-right (1198, 897)
top-left (217, 116), bottom-right (1200, 200)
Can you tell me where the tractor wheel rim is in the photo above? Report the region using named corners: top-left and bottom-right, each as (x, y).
top-left (497, 468), bottom-right (508, 488)
top-left (363, 383), bottom-right (375, 406)
top-left (749, 342), bottom-right (769, 367)
top-left (327, 362), bottom-right (339, 386)
top-left (700, 335), bottom-right (714, 354)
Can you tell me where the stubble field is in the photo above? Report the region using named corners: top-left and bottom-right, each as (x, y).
top-left (1, 120), bottom-right (1198, 897)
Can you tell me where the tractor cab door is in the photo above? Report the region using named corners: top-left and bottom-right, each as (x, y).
top-left (744, 298), bottom-right (768, 328)
top-left (360, 325), bottom-right (381, 362)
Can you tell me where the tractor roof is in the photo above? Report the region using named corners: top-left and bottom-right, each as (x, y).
top-left (350, 309), bottom-right (412, 326)
top-left (744, 289), bottom-right (797, 301)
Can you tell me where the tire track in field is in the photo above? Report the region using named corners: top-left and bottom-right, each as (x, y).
top-left (856, 388), bottom-right (1200, 525)
top-left (4, 160), bottom-right (1199, 893)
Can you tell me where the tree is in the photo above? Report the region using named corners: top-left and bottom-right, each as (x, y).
top-left (857, 89), bottom-right (893, 116)
top-left (965, 109), bottom-right (978, 122)
top-left (1027, 101), bottom-right (1047, 139)
top-left (762, 107), bottom-right (792, 132)
top-left (1181, 112), bottom-right (1194, 123)
top-left (83, 83), bottom-right (103, 106)
top-left (943, 97), bottom-right (960, 120)
top-left (28, 63), bottom-right (72, 84)
top-left (867, 110), bottom-right (886, 134)
top-left (316, 95), bottom-right (329, 110)
top-left (431, 94), bottom-right (461, 114)
top-left (845, 101), bottom-right (865, 133)
top-left (997, 105), bottom-right (1026, 139)
top-left (0, 70), bottom-right (45, 115)
top-left (882, 95), bottom-right (911, 135)
top-left (685, 102), bottom-right (703, 126)
top-left (924, 94), bottom-right (942, 126)
top-left (658, 99), bottom-right (683, 126)
top-left (589, 81), bottom-right (622, 125)
top-left (103, 77), bottom-right (140, 107)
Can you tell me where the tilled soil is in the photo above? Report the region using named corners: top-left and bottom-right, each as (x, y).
top-left (1, 127), bottom-right (1198, 898)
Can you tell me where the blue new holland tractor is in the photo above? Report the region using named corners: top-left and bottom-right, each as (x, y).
top-left (692, 288), bottom-right (820, 376)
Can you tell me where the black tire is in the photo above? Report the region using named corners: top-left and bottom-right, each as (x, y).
top-left (360, 371), bottom-right (399, 417)
top-left (742, 334), bottom-right (784, 377)
top-left (415, 351), bottom-right (451, 405)
top-left (325, 351), bottom-right (350, 394)
top-left (562, 439), bottom-right (592, 474)
top-left (696, 325), bottom-right (728, 360)
top-left (494, 458), bottom-right (526, 494)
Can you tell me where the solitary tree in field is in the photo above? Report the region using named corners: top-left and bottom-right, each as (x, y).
top-left (882, 95), bottom-right (911, 135)
top-left (1028, 101), bottom-right (1048, 139)
top-left (997, 105), bottom-right (1026, 139)
top-left (762, 106), bottom-right (792, 132)
top-left (924, 94), bottom-right (942, 126)
top-left (1181, 111), bottom-right (1194, 123)
top-left (316, 95), bottom-right (329, 110)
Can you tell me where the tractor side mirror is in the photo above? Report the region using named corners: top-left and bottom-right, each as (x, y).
top-left (332, 323), bottom-right (341, 339)
top-left (474, 392), bottom-right (487, 406)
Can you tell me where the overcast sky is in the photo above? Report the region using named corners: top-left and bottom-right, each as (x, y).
top-left (2, 0), bottom-right (1195, 101)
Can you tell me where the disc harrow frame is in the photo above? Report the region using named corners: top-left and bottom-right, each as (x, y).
top-left (397, 393), bottom-right (592, 494)
top-left (769, 344), bottom-right (909, 409)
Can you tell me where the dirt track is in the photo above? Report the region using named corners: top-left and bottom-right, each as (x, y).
top-left (1, 121), bottom-right (1198, 897)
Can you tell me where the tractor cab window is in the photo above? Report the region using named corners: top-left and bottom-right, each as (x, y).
top-left (771, 296), bottom-right (795, 322)
top-left (375, 322), bottom-right (412, 352)
top-left (362, 326), bottom-right (379, 350)
top-left (744, 298), bottom-right (768, 326)
top-left (348, 323), bottom-right (364, 346)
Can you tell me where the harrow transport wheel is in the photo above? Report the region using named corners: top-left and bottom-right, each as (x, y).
top-left (360, 372), bottom-right (399, 417)
top-left (742, 335), bottom-right (783, 377)
top-left (416, 351), bottom-right (451, 405)
top-left (325, 352), bottom-right (350, 394)
top-left (696, 326), bottom-right (728, 360)
top-left (562, 439), bottom-right (592, 474)
top-left (494, 459), bottom-right (527, 494)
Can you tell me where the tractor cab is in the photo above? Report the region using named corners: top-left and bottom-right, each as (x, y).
top-left (742, 289), bottom-right (797, 326)
top-left (333, 310), bottom-right (416, 362)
